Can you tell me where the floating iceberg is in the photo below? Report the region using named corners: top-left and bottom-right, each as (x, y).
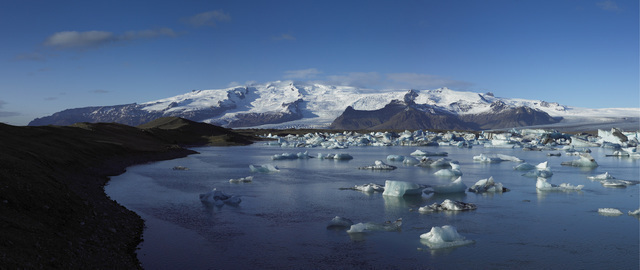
top-left (521, 161), bottom-right (553, 178)
top-left (346, 218), bottom-right (403, 233)
top-left (473, 153), bottom-right (523, 163)
top-left (434, 163), bottom-right (463, 177)
top-left (341, 183), bottom-right (385, 193)
top-left (318, 153), bottom-right (354, 160)
top-left (513, 163), bottom-right (536, 171)
top-left (271, 152), bottom-right (298, 160)
top-left (420, 225), bottom-right (474, 249)
top-left (382, 180), bottom-right (423, 197)
top-left (430, 177), bottom-right (467, 194)
top-left (600, 179), bottom-right (640, 188)
top-left (199, 188), bottom-right (241, 206)
top-left (598, 208), bottom-right (623, 216)
top-left (249, 164), bottom-right (280, 173)
top-left (386, 155), bottom-right (405, 161)
top-left (416, 157), bottom-right (457, 168)
top-left (326, 216), bottom-right (354, 229)
top-left (402, 157), bottom-right (420, 165)
top-left (587, 172), bottom-right (614, 180)
top-left (419, 199), bottom-right (477, 212)
top-left (468, 176), bottom-right (507, 193)
top-left (229, 176), bottom-right (253, 183)
top-left (410, 150), bottom-right (448, 156)
top-left (359, 160), bottom-right (397, 170)
top-left (561, 153), bottom-right (598, 167)
top-left (536, 178), bottom-right (583, 191)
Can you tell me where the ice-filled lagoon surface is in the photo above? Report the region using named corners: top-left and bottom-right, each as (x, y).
top-left (106, 144), bottom-right (639, 269)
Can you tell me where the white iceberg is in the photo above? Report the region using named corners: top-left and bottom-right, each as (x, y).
top-left (468, 176), bottom-right (507, 193)
top-left (417, 157), bottom-right (457, 168)
top-left (473, 153), bottom-right (523, 163)
top-left (600, 179), bottom-right (640, 188)
top-left (521, 162), bottom-right (553, 178)
top-left (358, 160), bottom-right (397, 170)
top-left (598, 208), bottom-right (623, 216)
top-left (513, 163), bottom-right (536, 171)
top-left (419, 199), bottom-right (477, 212)
top-left (402, 156), bottom-right (420, 165)
top-left (326, 216), bottom-right (354, 229)
top-left (561, 153), bottom-right (598, 167)
top-left (386, 155), bottom-right (405, 161)
top-left (431, 177), bottom-right (467, 194)
top-left (587, 172), bottom-right (614, 180)
top-left (249, 164), bottom-right (280, 173)
top-left (536, 178), bottom-right (583, 191)
top-left (434, 163), bottom-right (463, 177)
top-left (410, 150), bottom-right (448, 156)
top-left (229, 176), bottom-right (253, 183)
top-left (341, 183), bottom-right (385, 193)
top-left (199, 188), bottom-right (241, 206)
top-left (382, 180), bottom-right (423, 197)
top-left (318, 153), bottom-right (354, 160)
top-left (420, 225), bottom-right (474, 249)
top-left (346, 218), bottom-right (403, 233)
top-left (271, 152), bottom-right (298, 160)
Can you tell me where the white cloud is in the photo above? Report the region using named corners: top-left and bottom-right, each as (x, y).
top-left (386, 73), bottom-right (472, 90)
top-left (273, 34), bottom-right (296, 41)
top-left (185, 10), bottom-right (231, 27)
top-left (43, 28), bottom-right (177, 50)
top-left (283, 68), bottom-right (322, 79)
top-left (90, 89), bottom-right (109, 94)
top-left (326, 72), bottom-right (382, 88)
top-left (597, 0), bottom-right (621, 11)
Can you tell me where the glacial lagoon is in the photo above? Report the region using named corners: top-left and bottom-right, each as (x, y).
top-left (106, 144), bottom-right (639, 269)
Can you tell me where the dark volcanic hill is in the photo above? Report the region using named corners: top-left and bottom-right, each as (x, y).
top-left (0, 117), bottom-right (255, 269)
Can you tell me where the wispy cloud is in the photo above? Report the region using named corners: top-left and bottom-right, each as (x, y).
top-left (43, 28), bottom-right (177, 50)
top-left (0, 100), bottom-right (19, 118)
top-left (13, 52), bottom-right (47, 61)
top-left (283, 68), bottom-right (321, 79)
top-left (386, 73), bottom-right (473, 90)
top-left (90, 89), bottom-right (109, 94)
top-left (597, 0), bottom-right (622, 11)
top-left (184, 10), bottom-right (231, 27)
top-left (273, 33), bottom-right (296, 41)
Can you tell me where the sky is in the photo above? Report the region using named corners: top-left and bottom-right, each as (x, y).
top-left (1, 0), bottom-right (638, 125)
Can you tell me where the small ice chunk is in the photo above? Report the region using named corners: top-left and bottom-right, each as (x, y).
top-left (359, 160), bottom-right (397, 170)
top-left (327, 216), bottom-right (354, 229)
top-left (468, 176), bottom-right (507, 193)
top-left (199, 188), bottom-right (241, 206)
top-left (402, 157), bottom-right (420, 165)
top-left (271, 153), bottom-right (298, 160)
top-left (600, 179), bottom-right (640, 187)
top-left (536, 178), bottom-right (583, 191)
top-left (431, 177), bottom-right (467, 194)
top-left (587, 172), bottom-right (614, 180)
top-left (333, 153), bottom-right (354, 160)
top-left (628, 209), bottom-right (640, 216)
top-left (561, 153), bottom-right (598, 167)
top-left (229, 176), bottom-right (253, 183)
top-left (386, 155), bottom-right (405, 161)
top-left (342, 183), bottom-right (385, 193)
top-left (172, 166), bottom-right (189, 170)
top-left (419, 199), bottom-right (477, 212)
top-left (513, 163), bottom-right (536, 171)
top-left (598, 208), bottom-right (623, 216)
top-left (346, 218), bottom-right (403, 233)
top-left (474, 153), bottom-right (523, 163)
top-left (410, 150), bottom-right (448, 156)
top-left (249, 164), bottom-right (280, 173)
top-left (420, 225), bottom-right (474, 249)
top-left (382, 180), bottom-right (423, 197)
top-left (434, 163), bottom-right (463, 177)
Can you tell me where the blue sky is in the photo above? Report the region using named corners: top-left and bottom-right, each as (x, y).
top-left (1, 0), bottom-right (638, 125)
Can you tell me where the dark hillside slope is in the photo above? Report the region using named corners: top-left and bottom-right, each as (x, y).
top-left (0, 118), bottom-right (254, 268)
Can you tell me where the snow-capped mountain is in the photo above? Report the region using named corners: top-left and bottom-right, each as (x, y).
top-left (28, 80), bottom-right (639, 131)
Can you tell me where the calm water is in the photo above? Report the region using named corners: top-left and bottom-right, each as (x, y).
top-left (106, 144), bottom-right (640, 269)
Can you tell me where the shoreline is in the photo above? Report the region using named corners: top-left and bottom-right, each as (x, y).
top-left (0, 118), bottom-right (254, 268)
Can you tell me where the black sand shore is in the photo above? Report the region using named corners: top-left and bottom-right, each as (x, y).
top-left (0, 117), bottom-right (254, 269)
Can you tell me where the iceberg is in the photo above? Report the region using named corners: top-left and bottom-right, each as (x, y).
top-left (346, 218), bottom-right (403, 233)
top-left (416, 157), bottom-right (457, 168)
top-left (340, 183), bottom-right (385, 193)
top-left (598, 208), bottom-right (623, 216)
top-left (271, 152), bottom-right (298, 160)
top-left (600, 179), bottom-right (640, 188)
top-left (433, 163), bottom-right (463, 177)
top-left (386, 155), bottom-right (405, 161)
top-left (431, 177), bottom-right (467, 194)
top-left (410, 150), bottom-right (448, 156)
top-left (420, 225), bottom-right (474, 249)
top-left (521, 161), bottom-right (553, 178)
top-left (628, 209), bottom-right (640, 216)
top-left (473, 153), bottom-right (523, 163)
top-left (382, 180), bottom-right (423, 197)
top-left (199, 188), bottom-right (241, 206)
top-left (561, 153), bottom-right (598, 167)
top-left (358, 160), bottom-right (397, 170)
top-left (536, 178), bottom-right (583, 191)
top-left (249, 164), bottom-right (280, 173)
top-left (402, 156), bottom-right (420, 165)
top-left (468, 176), bottom-right (507, 193)
top-left (229, 176), bottom-right (253, 183)
top-left (513, 163), bottom-right (536, 171)
top-left (587, 172), bottom-right (614, 180)
top-left (326, 216), bottom-right (354, 229)
top-left (418, 199), bottom-right (477, 212)
top-left (318, 153), bottom-right (353, 160)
